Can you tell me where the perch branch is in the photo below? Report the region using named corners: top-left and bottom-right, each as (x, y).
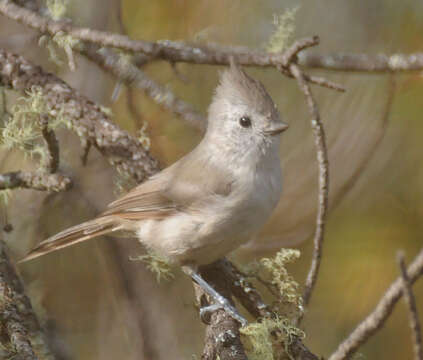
top-left (195, 262), bottom-right (247, 360)
top-left (219, 259), bottom-right (320, 360)
top-left (0, 171), bottom-right (71, 191)
top-left (290, 64), bottom-right (329, 311)
top-left (329, 247), bottom-right (423, 360)
top-left (398, 252), bottom-right (423, 360)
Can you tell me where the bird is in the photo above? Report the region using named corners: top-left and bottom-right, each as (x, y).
top-left (20, 59), bottom-right (288, 325)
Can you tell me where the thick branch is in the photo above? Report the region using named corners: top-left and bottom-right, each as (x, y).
top-left (0, 238), bottom-right (55, 359)
top-left (398, 252), bottom-right (423, 360)
top-left (329, 247), bottom-right (423, 360)
top-left (0, 48), bottom-right (159, 182)
top-left (0, 171), bottom-right (71, 191)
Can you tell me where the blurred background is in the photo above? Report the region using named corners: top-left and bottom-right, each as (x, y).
top-left (1, 0), bottom-right (423, 359)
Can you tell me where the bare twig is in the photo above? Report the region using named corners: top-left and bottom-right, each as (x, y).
top-left (0, 171), bottom-right (71, 191)
top-left (0, 48), bottom-right (159, 182)
top-left (299, 52), bottom-right (423, 72)
top-left (290, 64), bottom-right (329, 310)
top-left (0, 238), bottom-right (55, 359)
top-left (39, 114), bottom-right (59, 173)
top-left (398, 251), bottom-right (423, 360)
top-left (329, 247), bottom-right (423, 360)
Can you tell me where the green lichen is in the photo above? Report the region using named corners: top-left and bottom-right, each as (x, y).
top-left (1, 86), bottom-right (69, 168)
top-left (241, 316), bottom-right (305, 360)
top-left (137, 121), bottom-right (151, 151)
top-left (40, 32), bottom-right (80, 70)
top-left (260, 248), bottom-right (303, 319)
top-left (266, 7), bottom-right (300, 53)
top-left (130, 251), bottom-right (174, 283)
top-left (45, 0), bottom-right (68, 21)
top-left (0, 190), bottom-right (12, 206)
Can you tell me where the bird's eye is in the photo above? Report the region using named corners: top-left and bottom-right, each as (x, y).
top-left (239, 116), bottom-right (252, 128)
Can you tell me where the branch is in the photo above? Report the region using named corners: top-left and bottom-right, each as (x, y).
top-left (0, 171), bottom-right (71, 191)
top-left (0, 48), bottom-right (159, 182)
top-left (329, 247), bottom-right (423, 360)
top-left (219, 259), bottom-right (320, 360)
top-left (40, 114), bottom-right (59, 173)
top-left (196, 262), bottom-right (247, 360)
top-left (398, 252), bottom-right (423, 360)
top-left (3, 1), bottom-right (423, 76)
top-left (290, 64), bottom-right (329, 310)
top-left (82, 45), bottom-right (206, 131)
top-left (299, 52), bottom-right (423, 72)
top-left (0, 238), bottom-right (56, 359)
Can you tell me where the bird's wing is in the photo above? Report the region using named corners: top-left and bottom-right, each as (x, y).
top-left (103, 146), bottom-right (235, 219)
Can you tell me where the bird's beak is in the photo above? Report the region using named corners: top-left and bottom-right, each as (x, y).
top-left (265, 122), bottom-right (289, 136)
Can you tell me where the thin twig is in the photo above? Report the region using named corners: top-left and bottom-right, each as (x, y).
top-left (290, 64), bottom-right (329, 311)
top-left (0, 171), bottom-right (71, 191)
top-left (299, 52), bottom-right (423, 72)
top-left (329, 247), bottom-right (423, 360)
top-left (40, 114), bottom-right (59, 173)
top-left (398, 251), bottom-right (423, 360)
top-left (83, 45), bottom-right (206, 130)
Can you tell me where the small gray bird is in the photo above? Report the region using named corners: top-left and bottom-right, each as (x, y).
top-left (21, 60), bottom-right (288, 324)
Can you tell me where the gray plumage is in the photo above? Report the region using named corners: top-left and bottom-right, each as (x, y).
top-left (21, 60), bottom-right (288, 266)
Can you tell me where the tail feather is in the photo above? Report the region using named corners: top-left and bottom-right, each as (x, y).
top-left (19, 216), bottom-right (121, 263)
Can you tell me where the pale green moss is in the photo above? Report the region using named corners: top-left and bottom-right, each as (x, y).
top-left (137, 121), bottom-right (151, 150)
top-left (45, 0), bottom-right (68, 21)
top-left (1, 86), bottom-right (69, 168)
top-left (266, 7), bottom-right (300, 53)
top-left (130, 251), bottom-right (174, 283)
top-left (260, 248), bottom-right (303, 319)
top-left (0, 190), bottom-right (12, 206)
top-left (241, 316), bottom-right (305, 360)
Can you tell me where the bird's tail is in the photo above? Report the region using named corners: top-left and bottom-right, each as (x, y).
top-left (19, 216), bottom-right (122, 263)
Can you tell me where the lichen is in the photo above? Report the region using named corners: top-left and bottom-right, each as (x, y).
top-left (1, 86), bottom-right (69, 169)
top-left (260, 248), bottom-right (303, 320)
top-left (137, 121), bottom-right (151, 151)
top-left (130, 251), bottom-right (174, 283)
top-left (241, 315), bottom-right (305, 360)
top-left (266, 7), bottom-right (300, 53)
top-left (45, 0), bottom-right (68, 21)
top-left (0, 190), bottom-right (12, 206)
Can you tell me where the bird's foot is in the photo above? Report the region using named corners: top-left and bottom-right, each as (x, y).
top-left (183, 265), bottom-right (248, 327)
